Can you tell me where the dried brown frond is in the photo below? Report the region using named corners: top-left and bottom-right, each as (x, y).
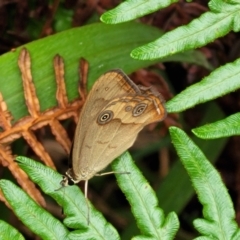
top-left (0, 48), bottom-right (88, 207)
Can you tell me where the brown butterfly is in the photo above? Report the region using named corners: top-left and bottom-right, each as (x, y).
top-left (59, 69), bottom-right (166, 221)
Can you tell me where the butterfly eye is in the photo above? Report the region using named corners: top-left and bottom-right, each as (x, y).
top-left (132, 103), bottom-right (147, 117)
top-left (97, 110), bottom-right (114, 124)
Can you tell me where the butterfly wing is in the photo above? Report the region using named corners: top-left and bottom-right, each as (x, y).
top-left (71, 70), bottom-right (166, 181)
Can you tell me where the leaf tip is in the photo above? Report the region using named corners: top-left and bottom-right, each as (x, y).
top-left (100, 13), bottom-right (108, 23)
top-left (130, 48), bottom-right (145, 60)
top-left (169, 126), bottom-right (180, 134)
top-left (191, 128), bottom-right (198, 136)
top-left (100, 12), bottom-right (116, 24)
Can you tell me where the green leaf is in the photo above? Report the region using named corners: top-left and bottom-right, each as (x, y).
top-left (169, 127), bottom-right (239, 239)
top-left (112, 152), bottom-right (179, 240)
top-left (163, 50), bottom-right (212, 70)
top-left (0, 180), bottom-right (69, 240)
top-left (100, 0), bottom-right (177, 24)
top-left (165, 57), bottom-right (240, 113)
top-left (194, 237), bottom-right (213, 240)
top-left (131, 1), bottom-right (240, 60)
top-left (232, 230), bottom-right (240, 240)
top-left (0, 22), bottom-right (156, 121)
top-left (15, 156), bottom-right (120, 240)
top-left (155, 102), bottom-right (227, 215)
top-left (134, 109), bottom-right (231, 238)
top-left (0, 220), bottom-right (24, 240)
top-left (0, 22), bottom-right (211, 122)
top-left (192, 112), bottom-right (240, 139)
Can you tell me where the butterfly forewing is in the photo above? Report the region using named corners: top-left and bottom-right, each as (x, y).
top-left (71, 70), bottom-right (139, 180)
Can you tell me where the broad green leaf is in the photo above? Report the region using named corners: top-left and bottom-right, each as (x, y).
top-left (192, 112), bottom-right (240, 139)
top-left (0, 180), bottom-right (69, 240)
top-left (0, 220), bottom-right (24, 240)
top-left (165, 57), bottom-right (240, 113)
top-left (112, 152), bottom-right (179, 240)
top-left (131, 2), bottom-right (240, 60)
top-left (100, 0), bottom-right (176, 24)
top-left (0, 22), bottom-right (210, 123)
top-left (0, 22), bottom-right (159, 122)
top-left (169, 127), bottom-right (239, 239)
top-left (15, 156), bottom-right (120, 240)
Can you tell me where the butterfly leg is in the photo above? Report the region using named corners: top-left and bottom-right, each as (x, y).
top-left (95, 171), bottom-right (130, 176)
top-left (84, 180), bottom-right (91, 225)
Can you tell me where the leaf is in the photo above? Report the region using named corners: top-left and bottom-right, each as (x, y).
top-left (0, 180), bottom-right (69, 240)
top-left (0, 22), bottom-right (157, 121)
top-left (0, 49), bottom-right (89, 207)
top-left (192, 112), bottom-right (240, 139)
top-left (112, 152), bottom-right (179, 240)
top-left (163, 50), bottom-right (212, 70)
top-left (169, 127), bottom-right (239, 239)
top-left (15, 156), bottom-right (120, 240)
top-left (155, 102), bottom-right (226, 214)
top-left (100, 0), bottom-right (176, 24)
top-left (0, 22), bottom-right (211, 122)
top-left (122, 102), bottom-right (227, 237)
top-left (131, 1), bottom-right (240, 60)
top-left (0, 220), bottom-right (24, 240)
top-left (165, 57), bottom-right (240, 113)
top-left (232, 229), bottom-right (240, 240)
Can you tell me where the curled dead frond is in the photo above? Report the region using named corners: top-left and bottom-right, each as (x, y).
top-left (0, 48), bottom-right (88, 206)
